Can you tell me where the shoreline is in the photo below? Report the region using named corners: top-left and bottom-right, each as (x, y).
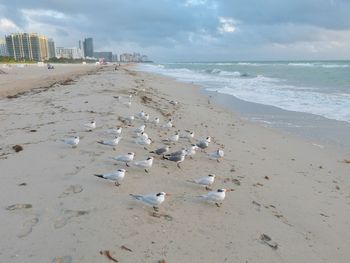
top-left (1, 67), bottom-right (349, 262)
top-left (136, 65), bottom-right (350, 155)
top-left (202, 88), bottom-right (350, 155)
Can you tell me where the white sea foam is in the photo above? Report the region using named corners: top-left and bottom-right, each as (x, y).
top-left (138, 63), bottom-right (350, 123)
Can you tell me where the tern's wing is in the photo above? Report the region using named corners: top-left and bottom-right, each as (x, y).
top-left (195, 177), bottom-right (208, 185)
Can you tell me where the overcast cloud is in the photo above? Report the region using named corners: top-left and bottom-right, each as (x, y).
top-left (1, 0), bottom-right (349, 61)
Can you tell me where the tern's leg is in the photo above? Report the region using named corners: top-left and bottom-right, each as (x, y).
top-left (215, 202), bottom-right (221, 207)
top-left (126, 162), bottom-right (130, 167)
top-left (153, 206), bottom-right (159, 212)
top-left (115, 182), bottom-right (120, 187)
top-left (217, 159), bottom-right (221, 163)
top-left (145, 169), bottom-right (149, 173)
top-left (205, 186), bottom-right (212, 191)
top-left (177, 163), bottom-right (181, 169)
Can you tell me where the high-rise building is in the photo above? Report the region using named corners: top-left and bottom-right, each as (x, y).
top-left (56, 47), bottom-right (83, 59)
top-left (83, 37), bottom-right (93, 58)
top-left (5, 33), bottom-right (47, 61)
top-left (0, 39), bottom-right (9, 56)
top-left (48, 38), bottom-right (56, 58)
top-left (39, 36), bottom-right (49, 61)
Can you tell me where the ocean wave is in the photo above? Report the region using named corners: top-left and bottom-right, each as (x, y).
top-left (288, 62), bottom-right (350, 68)
top-left (137, 63), bottom-right (350, 123)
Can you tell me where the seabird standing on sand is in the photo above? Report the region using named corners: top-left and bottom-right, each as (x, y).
top-left (187, 174), bottom-right (216, 190)
top-left (97, 136), bottom-right (122, 147)
top-left (200, 188), bottom-right (231, 207)
top-left (130, 192), bottom-right (169, 212)
top-left (61, 136), bottom-right (80, 148)
top-left (112, 152), bottom-right (135, 166)
top-left (208, 149), bottom-right (224, 162)
top-left (84, 120), bottom-right (96, 131)
top-left (150, 146), bottom-right (170, 155)
top-left (196, 136), bottom-right (211, 149)
top-left (163, 153), bottom-right (186, 168)
top-left (130, 156), bottom-right (154, 173)
top-left (94, 169), bottom-right (126, 186)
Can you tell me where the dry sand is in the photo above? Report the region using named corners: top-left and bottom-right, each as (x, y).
top-left (0, 65), bottom-right (349, 263)
top-left (0, 63), bottom-right (99, 98)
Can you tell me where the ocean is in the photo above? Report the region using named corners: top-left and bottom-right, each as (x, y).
top-left (137, 61), bottom-right (350, 152)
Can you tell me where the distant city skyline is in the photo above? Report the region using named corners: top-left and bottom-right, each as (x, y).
top-left (0, 1), bottom-right (350, 61)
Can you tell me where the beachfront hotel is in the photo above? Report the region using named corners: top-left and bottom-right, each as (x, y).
top-left (0, 39), bottom-right (8, 56)
top-left (5, 33), bottom-right (53, 61)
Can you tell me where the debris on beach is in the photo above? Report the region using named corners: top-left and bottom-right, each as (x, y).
top-left (260, 234), bottom-right (278, 250)
top-left (60, 78), bottom-right (75, 86)
top-left (52, 255), bottom-right (72, 263)
top-left (150, 212), bottom-right (173, 221)
top-left (12, 144), bottom-right (23, 152)
top-left (141, 95), bottom-right (152, 103)
top-left (342, 159), bottom-right (350, 164)
top-left (6, 203), bottom-right (32, 210)
top-left (120, 245), bottom-right (132, 252)
top-left (99, 250), bottom-right (119, 262)
top-left (158, 260), bottom-right (167, 263)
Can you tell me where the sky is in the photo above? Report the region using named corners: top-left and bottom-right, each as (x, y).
top-left (1, 0), bottom-right (350, 62)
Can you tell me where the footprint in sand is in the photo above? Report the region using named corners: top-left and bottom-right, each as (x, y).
top-left (6, 203), bottom-right (32, 210)
top-left (54, 210), bottom-right (89, 229)
top-left (52, 255), bottom-right (72, 263)
top-left (17, 216), bottom-right (39, 238)
top-left (59, 185), bottom-right (83, 198)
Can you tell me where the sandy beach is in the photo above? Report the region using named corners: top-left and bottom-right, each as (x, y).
top-left (0, 63), bottom-right (99, 98)
top-left (0, 65), bottom-right (349, 263)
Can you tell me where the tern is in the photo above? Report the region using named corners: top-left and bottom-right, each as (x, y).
top-left (185, 144), bottom-right (199, 158)
top-left (162, 119), bottom-right (173, 129)
top-left (133, 124), bottom-right (146, 134)
top-left (153, 117), bottom-right (160, 125)
top-left (105, 127), bottom-right (122, 136)
top-left (196, 136), bottom-right (211, 149)
top-left (163, 131), bottom-right (179, 143)
top-left (209, 149), bottom-right (224, 162)
top-left (130, 192), bottom-right (169, 211)
top-left (188, 174), bottom-right (215, 190)
top-left (129, 156), bottom-right (154, 173)
top-left (84, 121), bottom-right (96, 131)
top-left (61, 136), bottom-right (79, 148)
top-left (97, 136), bottom-right (122, 147)
top-left (135, 137), bottom-right (152, 146)
top-left (118, 115), bottom-right (134, 125)
top-left (112, 152), bottom-right (135, 166)
top-left (94, 169), bottom-right (126, 186)
top-left (200, 188), bottom-right (230, 207)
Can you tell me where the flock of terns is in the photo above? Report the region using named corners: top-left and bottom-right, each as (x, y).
top-left (60, 98), bottom-right (228, 212)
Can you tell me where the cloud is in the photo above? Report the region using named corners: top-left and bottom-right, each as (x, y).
top-left (218, 17), bottom-right (237, 34)
top-left (0, 18), bottom-right (21, 34)
top-left (0, 0), bottom-right (350, 60)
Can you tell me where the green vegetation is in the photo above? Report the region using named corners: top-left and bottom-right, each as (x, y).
top-left (0, 56), bottom-right (36, 64)
top-left (45, 57), bottom-right (97, 64)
